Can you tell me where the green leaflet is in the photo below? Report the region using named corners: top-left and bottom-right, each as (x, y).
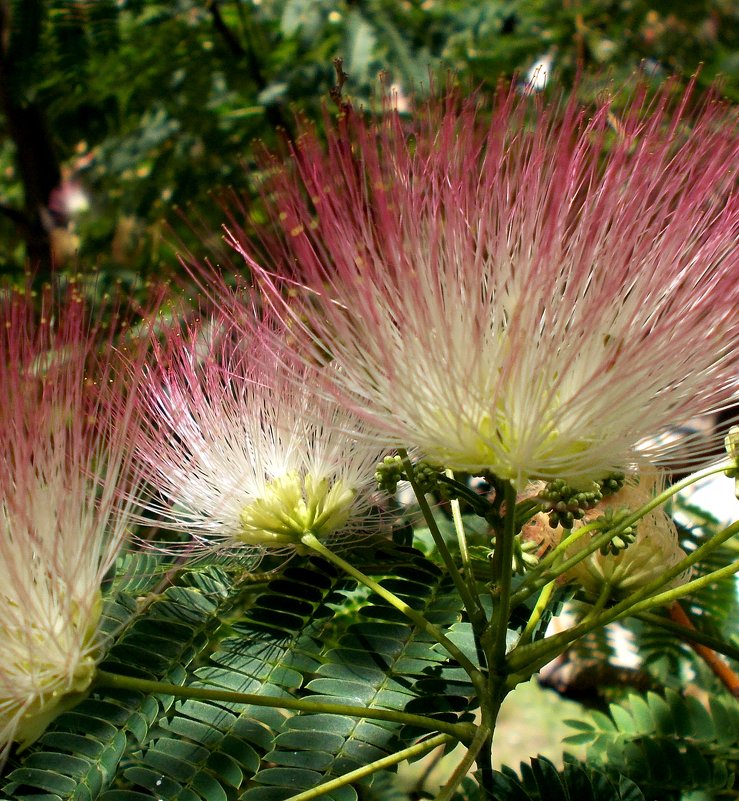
top-left (114, 542), bottom-right (475, 801)
top-left (489, 756), bottom-right (646, 801)
top-left (564, 689), bottom-right (739, 795)
top-left (117, 555), bottom-right (348, 801)
top-left (243, 546), bottom-right (475, 798)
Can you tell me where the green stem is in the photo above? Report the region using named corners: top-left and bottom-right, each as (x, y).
top-left (612, 461), bottom-right (732, 527)
top-left (478, 678), bottom-right (509, 795)
top-left (435, 724), bottom-right (492, 801)
top-left (511, 461), bottom-right (733, 607)
top-left (300, 532), bottom-right (486, 692)
top-left (94, 671), bottom-right (475, 742)
top-left (511, 525), bottom-right (615, 608)
top-left (476, 483), bottom-right (517, 793)
top-left (635, 612), bottom-right (739, 663)
top-left (508, 519), bottom-right (739, 675)
top-left (284, 733), bottom-right (454, 801)
top-left (447, 468), bottom-right (485, 632)
top-left (520, 580), bottom-right (556, 645)
top-left (619, 559), bottom-right (739, 618)
top-left (489, 481), bottom-right (517, 668)
top-left (400, 450), bottom-right (486, 628)
top-left (581, 581), bottom-right (613, 624)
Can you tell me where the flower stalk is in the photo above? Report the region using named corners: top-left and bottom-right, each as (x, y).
top-left (435, 723), bottom-right (492, 801)
top-left (300, 532), bottom-right (486, 690)
top-left (635, 611), bottom-right (739, 663)
top-left (618, 558), bottom-right (739, 618)
top-left (488, 481), bottom-right (518, 669)
top-left (285, 734), bottom-right (455, 801)
top-left (94, 671), bottom-right (475, 742)
top-left (447, 468), bottom-right (480, 618)
top-left (400, 450), bottom-right (487, 630)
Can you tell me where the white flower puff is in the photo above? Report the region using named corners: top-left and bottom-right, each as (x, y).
top-left (0, 288), bottom-right (146, 756)
top-left (231, 84), bottom-right (738, 487)
top-left (133, 317), bottom-right (387, 551)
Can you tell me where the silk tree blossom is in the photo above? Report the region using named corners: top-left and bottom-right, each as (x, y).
top-left (132, 316), bottom-right (386, 552)
top-left (0, 287), bottom-right (146, 756)
top-left (224, 82), bottom-right (738, 487)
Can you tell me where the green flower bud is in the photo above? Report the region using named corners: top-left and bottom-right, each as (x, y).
top-left (375, 455), bottom-right (404, 494)
top-left (599, 471), bottom-right (626, 496)
top-left (538, 478), bottom-right (603, 529)
top-left (725, 426), bottom-right (739, 498)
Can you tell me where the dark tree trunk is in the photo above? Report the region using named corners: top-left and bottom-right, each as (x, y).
top-left (0, 1), bottom-right (61, 278)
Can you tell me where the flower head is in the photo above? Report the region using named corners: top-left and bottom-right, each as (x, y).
top-left (228, 82), bottom-right (738, 487)
top-left (132, 315), bottom-right (386, 551)
top-left (0, 285), bottom-right (145, 754)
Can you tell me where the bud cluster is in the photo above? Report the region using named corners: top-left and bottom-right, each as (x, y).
top-left (537, 480), bottom-right (603, 529)
top-left (375, 455), bottom-right (404, 494)
top-left (561, 470), bottom-right (690, 601)
top-left (595, 508), bottom-right (636, 555)
top-left (538, 471), bottom-right (626, 529)
top-left (375, 457), bottom-right (442, 495)
top-left (599, 471), bottom-right (627, 496)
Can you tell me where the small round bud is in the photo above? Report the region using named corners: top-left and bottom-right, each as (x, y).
top-left (599, 471), bottom-right (626, 496)
top-left (538, 478), bottom-right (603, 529)
top-left (412, 461), bottom-right (443, 494)
top-left (595, 508), bottom-right (636, 555)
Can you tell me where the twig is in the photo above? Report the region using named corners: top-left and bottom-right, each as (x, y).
top-left (205, 0), bottom-right (245, 57)
top-left (330, 57), bottom-right (351, 111)
top-left (668, 602), bottom-right (739, 698)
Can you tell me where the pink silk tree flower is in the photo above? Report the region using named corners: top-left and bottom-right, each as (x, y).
top-left (224, 82), bottom-right (738, 487)
top-left (0, 286), bottom-right (147, 755)
top-left (131, 315), bottom-right (386, 552)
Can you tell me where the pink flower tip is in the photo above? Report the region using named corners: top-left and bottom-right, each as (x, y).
top-left (220, 81), bottom-right (738, 487)
top-left (0, 285), bottom-right (148, 754)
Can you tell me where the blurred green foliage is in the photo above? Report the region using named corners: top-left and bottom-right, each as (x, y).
top-left (0, 0), bottom-right (736, 284)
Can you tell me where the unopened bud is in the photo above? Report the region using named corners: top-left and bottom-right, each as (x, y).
top-left (513, 536), bottom-right (540, 573)
top-left (375, 455), bottom-right (404, 494)
top-left (725, 426), bottom-right (739, 498)
top-left (412, 461), bottom-right (443, 494)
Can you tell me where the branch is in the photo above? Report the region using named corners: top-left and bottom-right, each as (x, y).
top-left (205, 0), bottom-right (245, 57)
top-left (330, 57), bottom-right (351, 111)
top-left (204, 0), bottom-right (294, 138)
top-left (668, 602), bottom-right (739, 698)
top-left (95, 670), bottom-right (476, 743)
